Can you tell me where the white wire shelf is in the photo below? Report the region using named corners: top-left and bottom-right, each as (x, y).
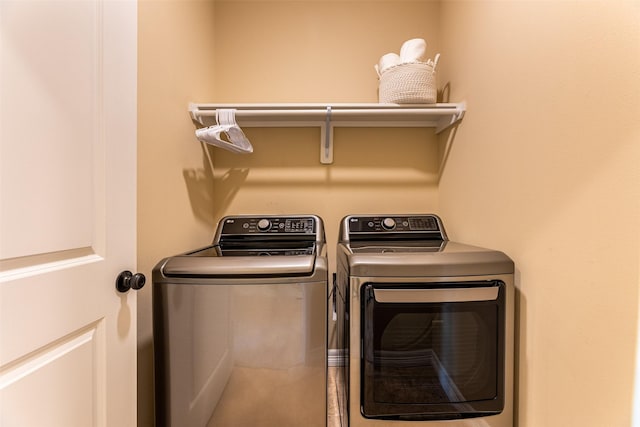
top-left (189, 102), bottom-right (466, 164)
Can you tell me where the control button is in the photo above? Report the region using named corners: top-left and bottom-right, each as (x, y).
top-left (257, 219), bottom-right (271, 231)
top-left (382, 218), bottom-right (396, 230)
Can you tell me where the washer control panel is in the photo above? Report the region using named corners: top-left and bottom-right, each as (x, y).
top-left (220, 216), bottom-right (316, 235)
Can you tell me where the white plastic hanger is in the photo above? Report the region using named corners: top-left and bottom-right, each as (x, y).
top-left (195, 109), bottom-right (253, 154)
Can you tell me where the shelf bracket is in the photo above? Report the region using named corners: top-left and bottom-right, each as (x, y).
top-left (435, 101), bottom-right (466, 133)
top-left (189, 103), bottom-right (205, 126)
top-left (322, 106), bottom-right (334, 164)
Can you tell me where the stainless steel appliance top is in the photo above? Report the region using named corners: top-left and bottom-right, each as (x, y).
top-left (338, 214), bottom-right (514, 277)
top-left (156, 215), bottom-right (327, 279)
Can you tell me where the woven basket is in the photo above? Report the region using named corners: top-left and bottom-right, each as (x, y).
top-left (378, 61), bottom-right (437, 104)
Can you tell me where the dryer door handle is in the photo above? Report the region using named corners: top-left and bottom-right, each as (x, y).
top-left (373, 286), bottom-right (499, 303)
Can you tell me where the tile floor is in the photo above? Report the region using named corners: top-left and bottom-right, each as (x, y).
top-left (327, 367), bottom-right (342, 427)
top-left (202, 365), bottom-right (343, 426)
top-left (206, 365), bottom-right (327, 426)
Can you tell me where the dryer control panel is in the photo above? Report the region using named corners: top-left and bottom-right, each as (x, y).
top-left (342, 214), bottom-right (447, 241)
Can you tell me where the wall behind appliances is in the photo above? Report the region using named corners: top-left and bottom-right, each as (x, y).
top-left (210, 0), bottom-right (444, 327)
top-left (437, 2), bottom-right (640, 427)
top-left (137, 1), bottom-right (217, 426)
top-left (138, 1), bottom-right (444, 424)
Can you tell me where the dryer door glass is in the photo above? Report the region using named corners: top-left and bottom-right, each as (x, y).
top-left (361, 281), bottom-right (505, 420)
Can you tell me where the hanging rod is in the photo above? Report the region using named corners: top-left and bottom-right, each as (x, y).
top-left (189, 102), bottom-right (466, 164)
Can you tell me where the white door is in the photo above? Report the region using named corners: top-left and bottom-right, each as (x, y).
top-left (0, 1), bottom-right (138, 426)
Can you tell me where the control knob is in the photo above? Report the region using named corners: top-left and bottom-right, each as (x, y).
top-left (382, 217), bottom-right (396, 230)
top-left (257, 218), bottom-right (271, 231)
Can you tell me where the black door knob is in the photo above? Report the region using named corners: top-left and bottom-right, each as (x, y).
top-left (116, 270), bottom-right (146, 293)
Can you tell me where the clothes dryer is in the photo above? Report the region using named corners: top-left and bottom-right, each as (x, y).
top-left (335, 214), bottom-right (514, 427)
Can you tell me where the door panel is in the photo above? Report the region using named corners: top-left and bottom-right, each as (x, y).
top-left (1, 323), bottom-right (103, 427)
top-left (0, 0), bottom-right (97, 259)
top-left (0, 1), bottom-right (137, 426)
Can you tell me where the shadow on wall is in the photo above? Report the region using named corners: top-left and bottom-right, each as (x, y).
top-left (182, 143), bottom-right (249, 225)
top-left (437, 121), bottom-right (458, 181)
top-left (513, 268), bottom-right (524, 427)
top-left (178, 126), bottom-right (446, 230)
top-left (206, 127), bottom-right (441, 180)
top-left (435, 81), bottom-right (459, 181)
top-left (180, 122), bottom-right (466, 222)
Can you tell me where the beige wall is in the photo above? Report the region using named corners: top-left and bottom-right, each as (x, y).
top-left (138, 1), bottom-right (640, 426)
top-left (210, 0), bottom-right (444, 347)
top-left (137, 1), bottom-right (217, 425)
top-left (138, 1), bottom-right (442, 425)
top-left (438, 1), bottom-right (640, 427)
top-left (207, 0), bottom-right (444, 257)
top-left (212, 1), bottom-right (441, 103)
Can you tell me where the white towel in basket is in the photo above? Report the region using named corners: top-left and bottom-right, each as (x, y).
top-left (400, 38), bottom-right (427, 62)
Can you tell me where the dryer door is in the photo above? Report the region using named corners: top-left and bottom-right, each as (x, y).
top-left (361, 280), bottom-right (506, 420)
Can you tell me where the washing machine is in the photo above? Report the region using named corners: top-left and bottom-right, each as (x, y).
top-left (335, 214), bottom-right (514, 427)
top-left (153, 215), bottom-right (328, 427)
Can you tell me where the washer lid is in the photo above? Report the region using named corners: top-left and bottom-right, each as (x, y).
top-left (160, 251), bottom-right (317, 278)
